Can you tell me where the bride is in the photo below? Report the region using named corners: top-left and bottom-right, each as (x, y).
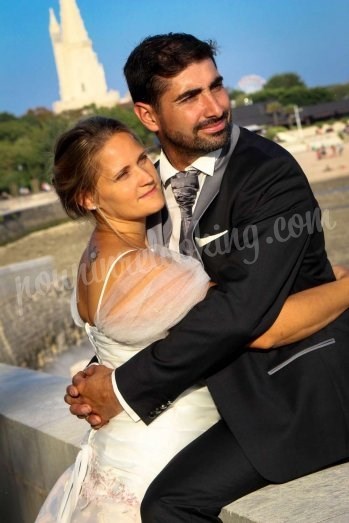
top-left (36, 116), bottom-right (349, 522)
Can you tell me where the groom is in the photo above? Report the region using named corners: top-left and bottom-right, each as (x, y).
top-left (66, 33), bottom-right (349, 520)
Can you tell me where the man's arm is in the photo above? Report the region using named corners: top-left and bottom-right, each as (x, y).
top-left (67, 155), bottom-right (327, 425)
top-left (114, 156), bottom-right (324, 423)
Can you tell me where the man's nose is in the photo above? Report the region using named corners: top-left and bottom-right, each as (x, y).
top-left (202, 92), bottom-right (224, 117)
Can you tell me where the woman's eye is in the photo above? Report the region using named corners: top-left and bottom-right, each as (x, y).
top-left (114, 170), bottom-right (128, 181)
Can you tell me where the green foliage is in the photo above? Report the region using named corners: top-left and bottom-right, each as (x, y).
top-left (251, 86), bottom-right (335, 107)
top-left (228, 88), bottom-right (245, 100)
top-left (228, 89), bottom-right (251, 107)
top-left (325, 83), bottom-right (349, 101)
top-left (264, 126), bottom-right (288, 141)
top-left (0, 112), bottom-right (17, 122)
top-left (278, 87), bottom-right (334, 106)
top-left (94, 105), bottom-right (154, 146)
top-left (250, 71), bottom-right (343, 108)
top-left (0, 105), bottom-right (154, 192)
top-left (264, 73), bottom-right (305, 89)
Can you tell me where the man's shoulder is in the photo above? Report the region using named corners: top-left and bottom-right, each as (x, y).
top-left (236, 127), bottom-right (292, 161)
top-left (222, 127), bottom-right (310, 195)
top-left (227, 127), bottom-right (303, 180)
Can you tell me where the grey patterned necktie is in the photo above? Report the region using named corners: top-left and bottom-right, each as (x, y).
top-left (170, 168), bottom-right (200, 254)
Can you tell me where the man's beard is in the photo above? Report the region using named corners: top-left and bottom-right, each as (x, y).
top-left (161, 110), bottom-right (232, 156)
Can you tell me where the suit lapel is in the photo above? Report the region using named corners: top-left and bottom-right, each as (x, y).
top-left (191, 124), bottom-right (240, 258)
top-left (193, 124), bottom-right (240, 224)
top-left (147, 124), bottom-right (240, 254)
top-left (147, 205), bottom-right (172, 247)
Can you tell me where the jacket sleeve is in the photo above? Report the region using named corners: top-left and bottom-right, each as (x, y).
top-left (115, 156), bottom-right (323, 424)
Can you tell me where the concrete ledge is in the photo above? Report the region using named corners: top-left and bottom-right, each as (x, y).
top-left (220, 462), bottom-right (349, 522)
top-left (0, 364), bottom-right (85, 523)
top-left (0, 196), bottom-right (67, 245)
top-left (0, 257), bottom-right (84, 369)
top-left (0, 364), bottom-right (348, 522)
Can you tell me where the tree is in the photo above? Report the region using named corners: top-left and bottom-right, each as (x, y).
top-left (228, 88), bottom-right (245, 100)
top-left (266, 101), bottom-right (283, 126)
top-left (0, 112), bottom-right (17, 122)
top-left (0, 104), bottom-right (156, 193)
top-left (326, 83), bottom-right (349, 101)
top-left (264, 73), bottom-right (305, 90)
top-left (278, 87), bottom-right (334, 106)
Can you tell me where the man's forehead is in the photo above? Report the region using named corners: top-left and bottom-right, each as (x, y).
top-left (161, 59), bottom-right (221, 95)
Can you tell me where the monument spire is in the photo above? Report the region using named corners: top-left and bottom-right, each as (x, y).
top-left (60, 0), bottom-right (89, 44)
top-left (49, 8), bottom-right (60, 37)
top-left (49, 0), bottom-right (120, 113)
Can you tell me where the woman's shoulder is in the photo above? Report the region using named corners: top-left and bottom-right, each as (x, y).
top-left (75, 240), bottom-right (139, 324)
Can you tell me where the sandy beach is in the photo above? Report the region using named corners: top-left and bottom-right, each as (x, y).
top-left (293, 142), bottom-right (349, 184)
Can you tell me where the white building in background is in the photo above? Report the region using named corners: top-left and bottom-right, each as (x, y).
top-left (49, 0), bottom-right (121, 113)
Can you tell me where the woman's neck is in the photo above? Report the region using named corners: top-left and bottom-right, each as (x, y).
top-left (95, 211), bottom-right (147, 249)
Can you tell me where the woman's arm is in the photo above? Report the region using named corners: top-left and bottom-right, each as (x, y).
top-left (249, 265), bottom-right (349, 349)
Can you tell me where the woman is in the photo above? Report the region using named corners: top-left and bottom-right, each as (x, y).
top-left (36, 116), bottom-right (349, 522)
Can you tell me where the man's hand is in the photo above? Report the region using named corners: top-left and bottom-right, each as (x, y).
top-left (64, 365), bottom-right (123, 429)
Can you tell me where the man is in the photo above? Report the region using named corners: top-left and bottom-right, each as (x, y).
top-left (67, 34), bottom-right (349, 521)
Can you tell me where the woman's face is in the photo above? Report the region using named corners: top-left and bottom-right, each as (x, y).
top-left (94, 132), bottom-right (164, 221)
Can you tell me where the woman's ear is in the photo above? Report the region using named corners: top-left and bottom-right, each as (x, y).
top-left (134, 103), bottom-right (160, 132)
top-left (78, 193), bottom-right (96, 211)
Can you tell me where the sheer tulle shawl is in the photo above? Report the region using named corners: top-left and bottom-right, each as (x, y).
top-left (95, 248), bottom-right (210, 346)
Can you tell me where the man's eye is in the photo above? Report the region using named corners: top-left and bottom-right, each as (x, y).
top-left (180, 94), bottom-right (196, 104)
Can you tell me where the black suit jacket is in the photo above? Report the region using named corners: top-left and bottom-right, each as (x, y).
top-left (115, 127), bottom-right (349, 482)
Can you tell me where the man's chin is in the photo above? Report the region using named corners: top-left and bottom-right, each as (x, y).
top-left (199, 126), bottom-right (231, 150)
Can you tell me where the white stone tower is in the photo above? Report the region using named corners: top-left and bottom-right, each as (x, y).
top-left (49, 0), bottom-right (120, 113)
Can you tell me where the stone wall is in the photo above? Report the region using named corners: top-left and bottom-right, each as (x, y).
top-left (0, 257), bottom-right (84, 369)
top-left (0, 200), bottom-right (67, 245)
top-left (1, 364), bottom-right (348, 523)
top-left (0, 364), bottom-right (85, 523)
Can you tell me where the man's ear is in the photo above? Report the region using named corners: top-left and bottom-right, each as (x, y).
top-left (134, 103), bottom-right (159, 132)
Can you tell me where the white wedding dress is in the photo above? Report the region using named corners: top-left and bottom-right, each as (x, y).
top-left (36, 247), bottom-right (220, 522)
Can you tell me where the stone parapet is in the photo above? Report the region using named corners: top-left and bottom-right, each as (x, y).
top-left (0, 364), bottom-right (85, 523)
top-left (0, 257), bottom-right (84, 369)
top-left (221, 463), bottom-right (349, 522)
top-left (0, 197), bottom-right (67, 245)
top-left (0, 364), bottom-right (348, 523)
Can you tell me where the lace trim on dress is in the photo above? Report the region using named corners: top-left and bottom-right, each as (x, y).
top-left (79, 450), bottom-right (140, 509)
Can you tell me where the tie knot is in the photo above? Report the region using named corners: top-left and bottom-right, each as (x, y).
top-left (170, 168), bottom-right (200, 211)
top-left (170, 168), bottom-right (200, 255)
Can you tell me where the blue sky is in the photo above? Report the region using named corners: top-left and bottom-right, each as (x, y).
top-left (1, 0), bottom-right (348, 116)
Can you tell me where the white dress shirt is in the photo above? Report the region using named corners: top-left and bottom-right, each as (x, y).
top-left (112, 147), bottom-right (222, 421)
top-left (159, 148), bottom-right (221, 252)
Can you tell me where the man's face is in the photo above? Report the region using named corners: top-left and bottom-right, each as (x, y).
top-left (153, 58), bottom-right (232, 167)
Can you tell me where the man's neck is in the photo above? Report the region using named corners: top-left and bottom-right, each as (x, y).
top-left (161, 146), bottom-right (201, 171)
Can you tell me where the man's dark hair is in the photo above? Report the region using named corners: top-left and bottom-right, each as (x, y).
top-left (124, 33), bottom-right (217, 107)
